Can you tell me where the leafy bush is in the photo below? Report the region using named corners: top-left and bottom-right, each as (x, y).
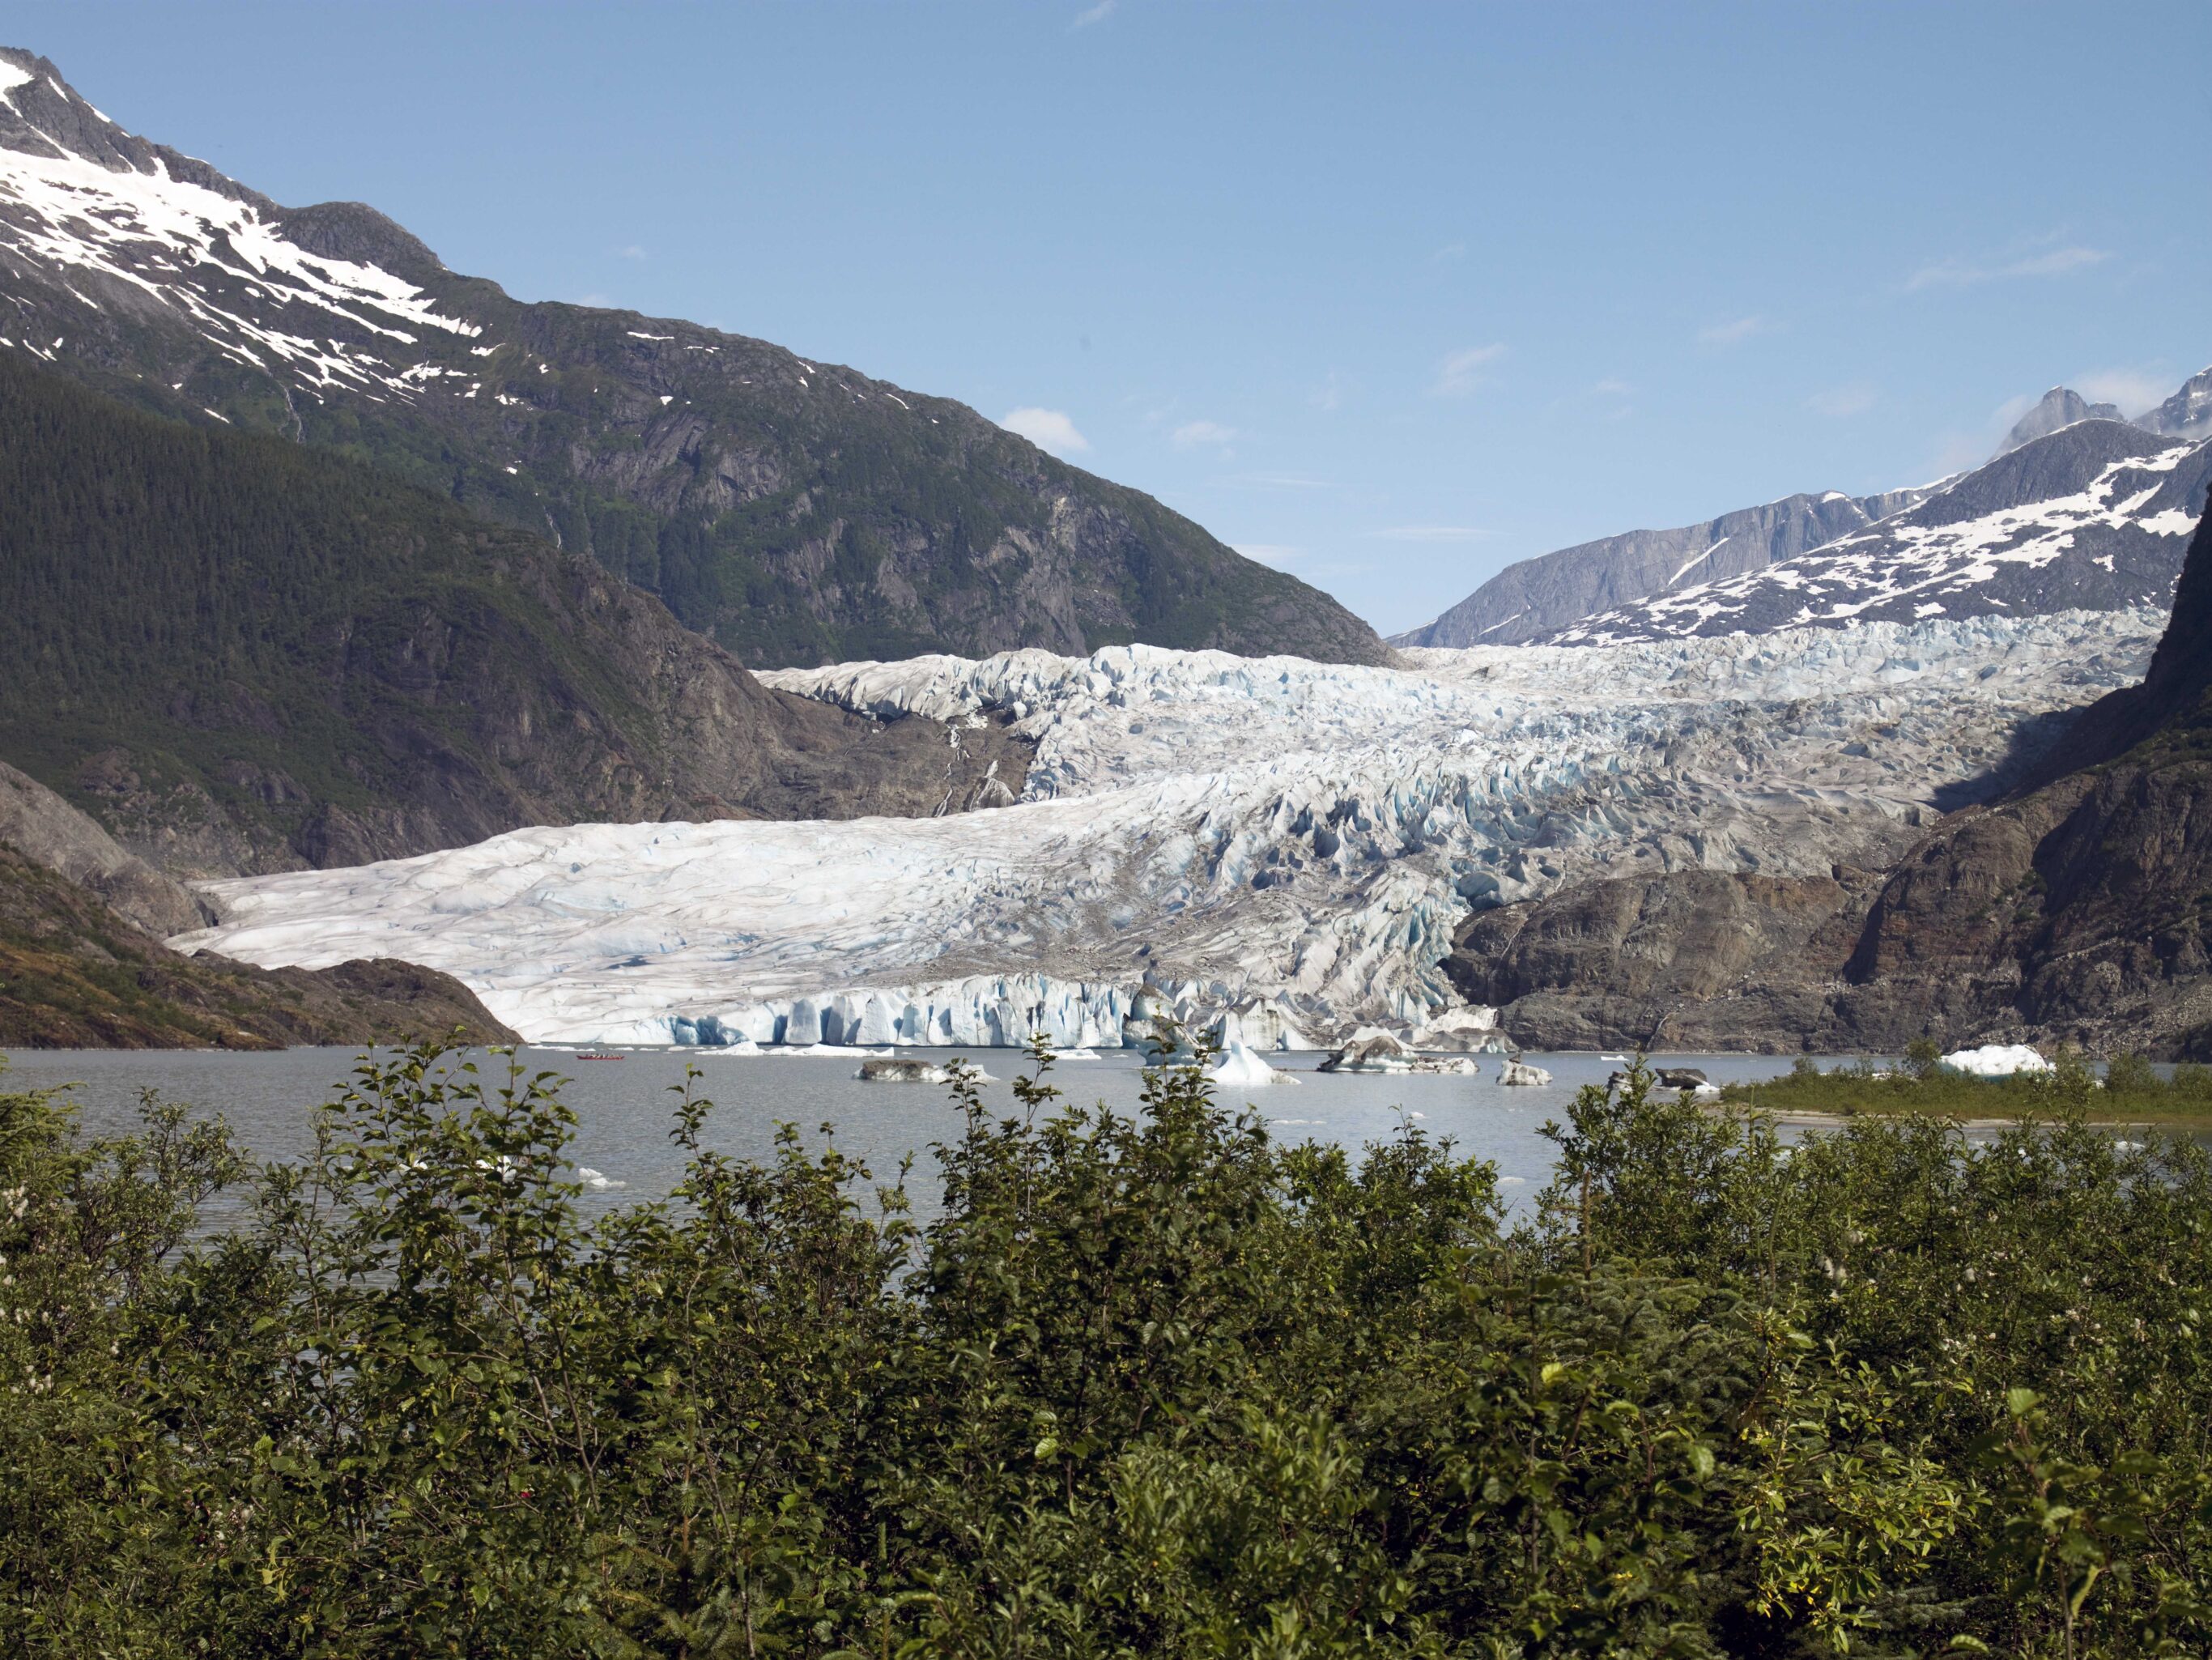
top-left (2, 1046), bottom-right (2210, 1655)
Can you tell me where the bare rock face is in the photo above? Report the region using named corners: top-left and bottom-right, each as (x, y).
top-left (0, 760), bottom-right (207, 934)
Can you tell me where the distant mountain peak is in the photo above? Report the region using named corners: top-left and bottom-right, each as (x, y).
top-left (1996, 385), bottom-right (2125, 457)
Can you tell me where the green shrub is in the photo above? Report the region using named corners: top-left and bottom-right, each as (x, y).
top-left (2, 1048), bottom-right (2210, 1655)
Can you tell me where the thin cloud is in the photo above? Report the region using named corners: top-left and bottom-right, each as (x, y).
top-left (1698, 314), bottom-right (1772, 347)
top-left (1227, 471), bottom-right (1337, 489)
top-left (1806, 381), bottom-right (1878, 418)
top-left (1431, 343), bottom-right (1506, 397)
top-left (614, 245), bottom-right (649, 261)
top-left (1366, 525), bottom-right (1491, 543)
top-left (2074, 366), bottom-right (2173, 416)
top-left (1906, 245), bottom-right (2110, 291)
top-left (1309, 372), bottom-right (1345, 411)
top-left (1070, 0), bottom-right (1114, 28)
top-left (999, 406), bottom-right (1091, 454)
top-left (1234, 543), bottom-right (1303, 567)
top-left (1172, 419), bottom-right (1238, 449)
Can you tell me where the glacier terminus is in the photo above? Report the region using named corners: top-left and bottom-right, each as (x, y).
top-left (174, 609), bottom-right (2161, 1049)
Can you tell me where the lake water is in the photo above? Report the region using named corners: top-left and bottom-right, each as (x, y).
top-left (0, 1045), bottom-right (1828, 1226)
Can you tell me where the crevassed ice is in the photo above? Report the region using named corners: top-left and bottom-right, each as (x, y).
top-left (177, 610), bottom-right (2163, 1047)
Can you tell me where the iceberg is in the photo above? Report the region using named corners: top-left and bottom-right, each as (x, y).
top-left (1210, 1041), bottom-right (1298, 1088)
top-left (1941, 1044), bottom-right (2052, 1078)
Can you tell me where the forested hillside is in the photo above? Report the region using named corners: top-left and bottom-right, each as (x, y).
top-left (0, 355), bottom-right (1027, 878)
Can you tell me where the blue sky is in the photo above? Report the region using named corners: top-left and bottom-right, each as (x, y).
top-left (19, 2), bottom-right (2210, 634)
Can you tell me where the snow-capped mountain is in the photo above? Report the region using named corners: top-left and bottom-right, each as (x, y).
top-left (1387, 487), bottom-right (1935, 648)
top-left (1538, 420), bottom-right (2210, 645)
top-left (0, 46), bottom-right (1383, 669)
top-left (1399, 365), bottom-right (2212, 649)
top-left (177, 611), bottom-right (2162, 1047)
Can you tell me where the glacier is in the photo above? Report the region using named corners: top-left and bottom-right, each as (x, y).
top-left (174, 610), bottom-right (2163, 1047)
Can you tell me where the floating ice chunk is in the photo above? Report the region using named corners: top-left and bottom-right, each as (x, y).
top-left (856, 1058), bottom-right (950, 1083)
top-left (574, 1166), bottom-right (627, 1190)
top-left (1499, 1060), bottom-right (1552, 1087)
top-left (1941, 1044), bottom-right (2051, 1077)
top-left (1210, 1041), bottom-right (1298, 1088)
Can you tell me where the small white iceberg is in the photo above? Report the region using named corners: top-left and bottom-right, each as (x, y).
top-left (1941, 1044), bottom-right (2051, 1078)
top-left (574, 1167), bottom-right (627, 1190)
top-left (1211, 1041), bottom-right (1299, 1088)
top-left (1499, 1060), bottom-right (1553, 1087)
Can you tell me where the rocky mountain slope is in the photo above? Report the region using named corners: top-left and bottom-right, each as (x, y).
top-left (176, 611), bottom-right (2159, 1047)
top-left (2140, 368), bottom-right (2212, 441)
top-left (1996, 385), bottom-right (2124, 455)
top-left (1401, 364), bottom-right (2212, 649)
top-left (1448, 499), bottom-right (2212, 1058)
top-left (0, 841), bottom-right (517, 1048)
top-left (0, 354), bottom-right (1028, 879)
top-left (0, 47), bottom-right (1385, 669)
top-left (1541, 419), bottom-right (2210, 645)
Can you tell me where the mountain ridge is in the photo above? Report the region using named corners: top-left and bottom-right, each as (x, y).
top-left (0, 45), bottom-right (1387, 670)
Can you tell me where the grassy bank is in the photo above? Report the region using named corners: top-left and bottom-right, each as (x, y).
top-left (1719, 1042), bottom-right (2212, 1122)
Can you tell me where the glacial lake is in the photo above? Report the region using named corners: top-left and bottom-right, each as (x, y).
top-left (1, 1045), bottom-right (1838, 1227)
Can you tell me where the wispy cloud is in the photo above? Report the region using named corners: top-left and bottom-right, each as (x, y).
top-left (999, 406), bottom-right (1091, 455)
top-left (1697, 313), bottom-right (1772, 347)
top-left (1171, 419), bottom-right (1238, 449)
top-left (1906, 244), bottom-right (2110, 291)
top-left (1366, 525), bottom-right (1491, 543)
top-left (1806, 381), bottom-right (1877, 418)
top-left (614, 244), bottom-right (649, 261)
top-left (2074, 365), bottom-right (2173, 416)
top-left (1227, 470), bottom-right (1336, 490)
top-left (1069, 0), bottom-right (1114, 28)
top-left (1236, 543), bottom-right (1369, 584)
top-left (1429, 239), bottom-right (1468, 265)
top-left (1309, 372), bottom-right (1345, 412)
top-left (1431, 343), bottom-right (1506, 397)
